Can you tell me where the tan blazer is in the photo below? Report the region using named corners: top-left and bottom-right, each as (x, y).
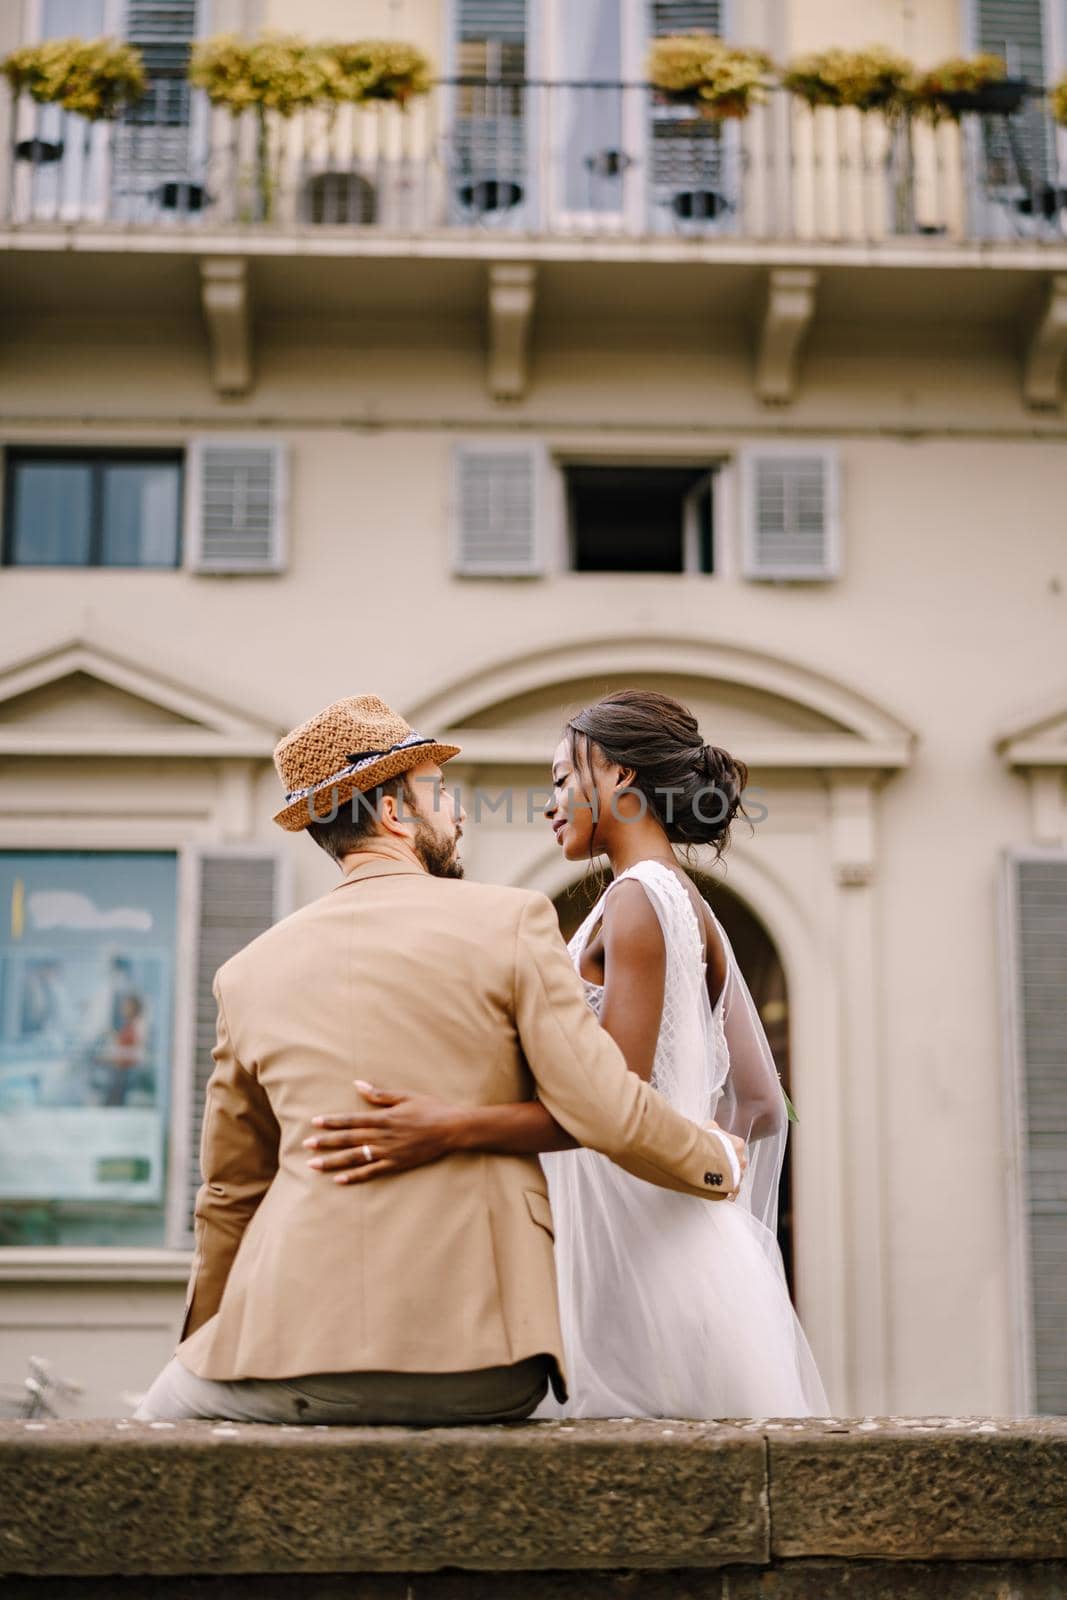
top-left (177, 855), bottom-right (739, 1396)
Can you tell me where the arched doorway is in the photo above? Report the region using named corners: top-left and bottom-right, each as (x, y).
top-left (551, 868), bottom-right (796, 1297)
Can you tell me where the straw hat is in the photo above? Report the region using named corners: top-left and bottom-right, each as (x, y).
top-left (272, 694), bottom-right (461, 833)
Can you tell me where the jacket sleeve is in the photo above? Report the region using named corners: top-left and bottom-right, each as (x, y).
top-left (178, 975), bottom-right (280, 1342)
top-left (512, 892), bottom-right (737, 1199)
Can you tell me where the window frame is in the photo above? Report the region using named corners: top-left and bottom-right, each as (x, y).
top-left (2, 446), bottom-right (185, 570)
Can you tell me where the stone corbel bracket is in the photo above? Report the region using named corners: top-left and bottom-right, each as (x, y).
top-left (1023, 274), bottom-right (1067, 412)
top-left (756, 267), bottom-right (817, 407)
top-left (487, 263), bottom-right (537, 401)
top-left (200, 257), bottom-right (252, 399)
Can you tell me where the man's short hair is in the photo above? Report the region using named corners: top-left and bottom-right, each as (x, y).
top-left (306, 773), bottom-right (417, 862)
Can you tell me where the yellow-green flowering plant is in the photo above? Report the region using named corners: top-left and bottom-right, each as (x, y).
top-left (648, 35), bottom-right (772, 120)
top-left (911, 53), bottom-right (1013, 121)
top-left (782, 45), bottom-right (914, 116)
top-left (321, 39), bottom-right (432, 108)
top-left (1052, 72), bottom-right (1067, 126)
top-left (1, 36), bottom-right (145, 119)
top-left (188, 32), bottom-right (330, 118)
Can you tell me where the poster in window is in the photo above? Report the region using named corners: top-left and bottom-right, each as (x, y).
top-left (0, 852), bottom-right (177, 1205)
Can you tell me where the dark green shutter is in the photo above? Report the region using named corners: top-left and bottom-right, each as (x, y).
top-left (183, 852), bottom-right (285, 1242)
top-left (1010, 854), bottom-right (1067, 1414)
top-left (974, 0), bottom-right (1051, 201)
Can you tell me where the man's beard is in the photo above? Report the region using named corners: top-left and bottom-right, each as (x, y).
top-left (412, 819), bottom-right (464, 879)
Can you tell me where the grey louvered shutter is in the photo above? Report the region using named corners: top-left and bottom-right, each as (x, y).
top-left (186, 440), bottom-right (287, 573)
top-left (1005, 853), bottom-right (1067, 1415)
top-left (173, 849), bottom-right (290, 1246)
top-left (111, 1), bottom-right (198, 214)
top-left (741, 449), bottom-right (841, 580)
top-left (651, 1), bottom-right (725, 32)
top-left (648, 2), bottom-right (729, 228)
top-left (976, 0), bottom-right (1046, 82)
top-left (974, 0), bottom-right (1052, 199)
top-left (453, 443), bottom-right (545, 575)
top-left (451, 0), bottom-right (529, 216)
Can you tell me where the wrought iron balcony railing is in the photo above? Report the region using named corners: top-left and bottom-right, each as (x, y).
top-left (5, 78), bottom-right (1066, 245)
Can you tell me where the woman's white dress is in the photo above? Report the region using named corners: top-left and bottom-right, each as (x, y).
top-left (537, 858), bottom-right (830, 1420)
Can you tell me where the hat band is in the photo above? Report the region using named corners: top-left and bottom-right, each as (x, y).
top-left (283, 732), bottom-right (436, 805)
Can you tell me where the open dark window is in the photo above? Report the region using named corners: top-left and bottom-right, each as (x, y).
top-left (565, 464), bottom-right (714, 574)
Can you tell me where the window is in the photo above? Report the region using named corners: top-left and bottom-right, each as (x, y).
top-left (565, 464), bottom-right (714, 573)
top-left (4, 450), bottom-right (183, 568)
top-left (0, 847), bottom-right (288, 1250)
top-left (0, 852), bottom-right (178, 1247)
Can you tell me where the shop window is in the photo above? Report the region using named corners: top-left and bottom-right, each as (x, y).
top-left (0, 851), bottom-right (177, 1247)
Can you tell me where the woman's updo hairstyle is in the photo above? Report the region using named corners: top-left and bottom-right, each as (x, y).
top-left (566, 689), bottom-right (750, 862)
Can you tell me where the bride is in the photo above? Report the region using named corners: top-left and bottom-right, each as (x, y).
top-left (309, 688), bottom-right (829, 1419)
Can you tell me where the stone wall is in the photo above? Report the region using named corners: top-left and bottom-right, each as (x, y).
top-left (1, 1416), bottom-right (1065, 1598)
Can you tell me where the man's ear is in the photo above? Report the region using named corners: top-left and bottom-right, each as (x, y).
top-left (377, 791), bottom-right (408, 839)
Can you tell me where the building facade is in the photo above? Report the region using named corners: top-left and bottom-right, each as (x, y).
top-left (0, 0), bottom-right (1065, 1419)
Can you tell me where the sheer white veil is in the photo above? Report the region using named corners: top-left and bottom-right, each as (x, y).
top-left (702, 908), bottom-right (790, 1249)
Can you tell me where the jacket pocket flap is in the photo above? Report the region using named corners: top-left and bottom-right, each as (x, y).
top-left (524, 1188), bottom-right (555, 1238)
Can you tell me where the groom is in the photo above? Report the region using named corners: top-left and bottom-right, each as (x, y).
top-left (135, 694), bottom-right (745, 1425)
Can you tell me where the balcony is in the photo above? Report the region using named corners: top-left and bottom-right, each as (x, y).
top-left (4, 77), bottom-right (1067, 248)
top-left (4, 79), bottom-right (1067, 412)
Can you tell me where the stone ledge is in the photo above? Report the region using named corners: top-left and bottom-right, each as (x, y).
top-left (765, 1417), bottom-right (1067, 1561)
top-left (0, 1417), bottom-right (1064, 1581)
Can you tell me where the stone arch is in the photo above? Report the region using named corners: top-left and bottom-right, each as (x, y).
top-left (409, 633), bottom-right (915, 756)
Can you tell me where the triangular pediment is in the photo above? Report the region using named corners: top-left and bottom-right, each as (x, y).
top-left (0, 636), bottom-right (283, 758)
top-left (996, 691), bottom-right (1067, 767)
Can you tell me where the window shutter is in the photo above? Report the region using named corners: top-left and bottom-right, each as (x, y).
top-left (451, 0), bottom-right (529, 215)
top-left (186, 440), bottom-right (287, 574)
top-left (1005, 853), bottom-right (1067, 1415)
top-left (975, 0), bottom-right (1045, 79)
top-left (172, 849), bottom-right (290, 1246)
top-left (453, 443), bottom-right (544, 576)
top-left (125, 0), bottom-right (198, 77)
top-left (651, 1), bottom-right (725, 35)
top-left (113, 1), bottom-right (198, 208)
top-left (648, 2), bottom-right (729, 229)
top-left (974, 0), bottom-right (1051, 194)
top-left (741, 449), bottom-right (841, 580)
top-left (458, 0), bottom-right (527, 47)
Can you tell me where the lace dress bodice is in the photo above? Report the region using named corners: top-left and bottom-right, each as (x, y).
top-left (567, 859), bottom-right (728, 1118)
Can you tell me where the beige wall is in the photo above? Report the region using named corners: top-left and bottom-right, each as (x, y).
top-left (0, 0), bottom-right (1064, 1421)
